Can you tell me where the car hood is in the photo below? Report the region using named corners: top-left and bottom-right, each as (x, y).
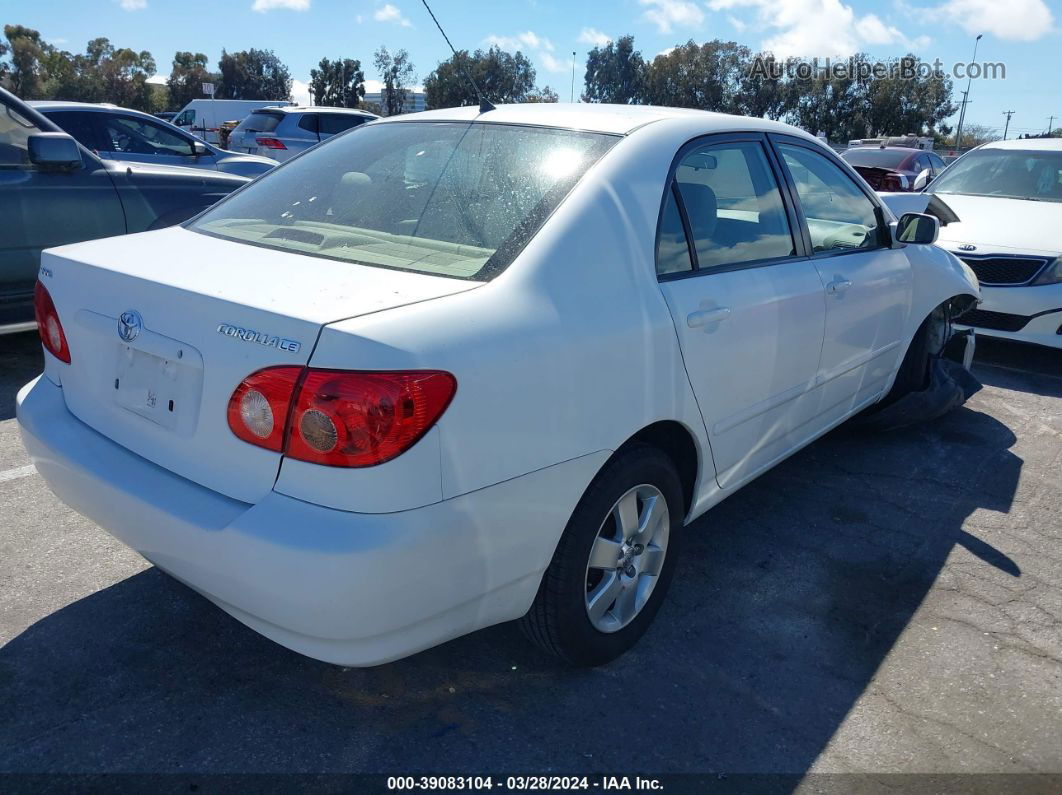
top-left (103, 159), bottom-right (250, 187)
top-left (879, 191), bottom-right (1062, 256)
top-left (214, 150), bottom-right (276, 166)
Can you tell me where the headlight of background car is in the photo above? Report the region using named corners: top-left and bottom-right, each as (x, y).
top-left (1032, 256), bottom-right (1062, 286)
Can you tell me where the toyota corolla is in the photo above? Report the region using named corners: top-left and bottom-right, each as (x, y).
top-left (17, 105), bottom-right (979, 666)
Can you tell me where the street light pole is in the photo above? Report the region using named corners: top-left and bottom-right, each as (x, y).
top-left (954, 33), bottom-right (983, 150)
top-left (571, 51), bottom-right (576, 103)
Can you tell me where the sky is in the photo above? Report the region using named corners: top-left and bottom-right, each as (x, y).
top-left (9, 0), bottom-right (1061, 136)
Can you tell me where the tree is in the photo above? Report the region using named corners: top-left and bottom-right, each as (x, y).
top-left (583, 35), bottom-right (646, 104)
top-left (217, 49), bottom-right (292, 101)
top-left (644, 40), bottom-right (753, 114)
top-left (424, 46), bottom-right (537, 109)
top-left (309, 57), bottom-right (365, 107)
top-left (526, 85), bottom-right (559, 103)
top-left (374, 47), bottom-right (415, 116)
top-left (168, 51), bottom-right (212, 109)
top-left (3, 25), bottom-right (50, 97)
top-left (863, 55), bottom-right (955, 139)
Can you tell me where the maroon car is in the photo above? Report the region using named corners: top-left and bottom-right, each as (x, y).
top-left (841, 146), bottom-right (948, 191)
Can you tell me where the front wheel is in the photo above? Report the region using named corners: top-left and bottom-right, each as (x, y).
top-left (520, 444), bottom-right (684, 666)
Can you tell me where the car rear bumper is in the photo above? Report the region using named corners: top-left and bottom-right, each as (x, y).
top-left (17, 375), bottom-right (608, 665)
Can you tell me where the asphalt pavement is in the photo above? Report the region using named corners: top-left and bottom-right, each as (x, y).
top-left (1, 331), bottom-right (1060, 783)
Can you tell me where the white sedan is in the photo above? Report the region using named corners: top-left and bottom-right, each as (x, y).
top-left (885, 138), bottom-right (1062, 349)
top-left (17, 104), bottom-right (979, 667)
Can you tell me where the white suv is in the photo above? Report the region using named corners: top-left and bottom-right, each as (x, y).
top-left (228, 106), bottom-right (378, 162)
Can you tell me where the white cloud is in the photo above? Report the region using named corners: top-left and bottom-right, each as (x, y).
top-left (291, 78), bottom-right (312, 105)
top-left (656, 46), bottom-right (677, 58)
top-left (937, 0), bottom-right (1053, 41)
top-left (146, 74), bottom-right (167, 85)
top-left (726, 14), bottom-right (746, 31)
top-left (485, 31), bottom-right (555, 52)
top-left (639, 0), bottom-right (704, 34)
top-left (578, 27), bottom-right (612, 47)
top-left (374, 3), bottom-right (412, 27)
top-left (118, 0), bottom-right (147, 10)
top-left (251, 0), bottom-right (309, 11)
top-left (708, 0), bottom-right (931, 56)
top-left (484, 31), bottom-right (567, 74)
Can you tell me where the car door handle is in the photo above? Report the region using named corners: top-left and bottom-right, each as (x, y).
top-left (686, 307), bottom-right (731, 328)
top-left (826, 279), bottom-right (852, 294)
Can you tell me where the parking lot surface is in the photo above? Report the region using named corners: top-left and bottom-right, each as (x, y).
top-left (1, 332), bottom-right (1060, 779)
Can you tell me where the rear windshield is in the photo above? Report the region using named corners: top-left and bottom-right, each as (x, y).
top-left (191, 121), bottom-right (618, 280)
top-left (240, 112), bottom-right (283, 133)
top-left (841, 148), bottom-right (911, 169)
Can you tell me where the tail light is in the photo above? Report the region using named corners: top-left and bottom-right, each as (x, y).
top-left (33, 281), bottom-right (71, 363)
top-left (228, 368), bottom-right (456, 468)
top-left (256, 137), bottom-right (287, 150)
top-left (881, 173), bottom-right (907, 191)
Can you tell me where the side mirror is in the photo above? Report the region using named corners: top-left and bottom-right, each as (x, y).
top-left (913, 168), bottom-right (932, 191)
top-left (189, 140), bottom-right (209, 157)
top-left (28, 133), bottom-right (83, 170)
top-left (896, 212), bottom-right (939, 245)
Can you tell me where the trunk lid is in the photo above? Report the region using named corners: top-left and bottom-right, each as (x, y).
top-left (42, 226), bottom-right (479, 503)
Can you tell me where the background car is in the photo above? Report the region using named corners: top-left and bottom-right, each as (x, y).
top-left (841, 145), bottom-right (947, 191)
top-left (882, 138), bottom-right (1062, 349)
top-left (31, 101), bottom-right (276, 178)
top-left (227, 106), bottom-right (378, 162)
top-left (17, 104), bottom-right (978, 669)
top-left (171, 98), bottom-right (295, 146)
top-left (0, 87), bottom-right (248, 334)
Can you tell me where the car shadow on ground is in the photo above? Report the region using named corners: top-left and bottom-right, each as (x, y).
top-left (0, 333), bottom-right (42, 421)
top-left (0, 386), bottom-right (1025, 776)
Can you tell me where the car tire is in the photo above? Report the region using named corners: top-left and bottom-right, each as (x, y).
top-left (520, 443), bottom-right (684, 666)
top-left (877, 306), bottom-right (948, 407)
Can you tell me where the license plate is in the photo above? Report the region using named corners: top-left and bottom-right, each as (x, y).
top-left (114, 345), bottom-right (183, 430)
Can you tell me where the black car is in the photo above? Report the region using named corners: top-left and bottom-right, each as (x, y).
top-left (0, 87), bottom-right (248, 334)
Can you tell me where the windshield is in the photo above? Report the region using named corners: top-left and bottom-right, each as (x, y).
top-left (191, 121), bottom-right (618, 280)
top-left (930, 148), bottom-right (1062, 202)
top-left (841, 148), bottom-right (912, 169)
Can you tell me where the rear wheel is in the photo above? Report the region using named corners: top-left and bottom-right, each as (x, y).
top-left (521, 444), bottom-right (683, 666)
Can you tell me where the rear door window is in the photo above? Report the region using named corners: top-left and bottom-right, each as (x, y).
top-left (318, 114), bottom-right (368, 136)
top-left (297, 114), bottom-right (319, 134)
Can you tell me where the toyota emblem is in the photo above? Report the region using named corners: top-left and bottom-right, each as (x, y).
top-left (117, 310), bottom-right (143, 342)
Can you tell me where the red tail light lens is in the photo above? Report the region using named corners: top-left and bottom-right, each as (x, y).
top-left (227, 368), bottom-right (456, 467)
top-left (882, 173), bottom-right (904, 191)
top-left (33, 281), bottom-right (71, 363)
top-left (256, 137), bottom-right (287, 150)
top-left (227, 366), bottom-right (303, 452)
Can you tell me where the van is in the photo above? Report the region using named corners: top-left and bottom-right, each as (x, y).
top-left (173, 99), bottom-right (295, 145)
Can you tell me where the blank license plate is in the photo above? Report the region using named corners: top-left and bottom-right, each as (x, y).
top-left (114, 345), bottom-right (183, 430)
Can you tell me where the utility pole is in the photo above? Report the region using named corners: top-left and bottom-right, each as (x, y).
top-left (1049, 116), bottom-right (1056, 136)
top-left (571, 51), bottom-right (576, 103)
top-left (1002, 110), bottom-right (1014, 139)
top-left (954, 33), bottom-right (983, 150)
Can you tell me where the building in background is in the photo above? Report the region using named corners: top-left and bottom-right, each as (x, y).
top-left (361, 80), bottom-right (425, 115)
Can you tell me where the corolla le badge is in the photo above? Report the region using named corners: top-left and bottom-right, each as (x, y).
top-left (958, 244), bottom-right (977, 252)
top-left (217, 323), bottom-right (302, 354)
top-left (117, 310), bottom-right (143, 342)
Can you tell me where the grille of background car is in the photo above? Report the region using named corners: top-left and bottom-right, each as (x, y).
top-left (958, 256), bottom-right (1051, 286)
top-left (956, 308), bottom-right (1032, 332)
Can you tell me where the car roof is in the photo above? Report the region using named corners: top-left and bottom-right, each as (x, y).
top-left (375, 102), bottom-right (808, 137)
top-left (28, 100), bottom-right (121, 111)
top-left (979, 137), bottom-right (1062, 151)
top-left (259, 106), bottom-right (379, 117)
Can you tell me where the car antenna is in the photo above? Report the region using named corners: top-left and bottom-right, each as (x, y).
top-left (418, 0), bottom-right (495, 113)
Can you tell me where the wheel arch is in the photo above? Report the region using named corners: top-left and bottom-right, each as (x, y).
top-left (614, 420), bottom-right (701, 519)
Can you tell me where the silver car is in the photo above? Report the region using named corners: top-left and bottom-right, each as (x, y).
top-left (227, 106), bottom-right (378, 162)
top-left (31, 101), bottom-right (277, 178)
